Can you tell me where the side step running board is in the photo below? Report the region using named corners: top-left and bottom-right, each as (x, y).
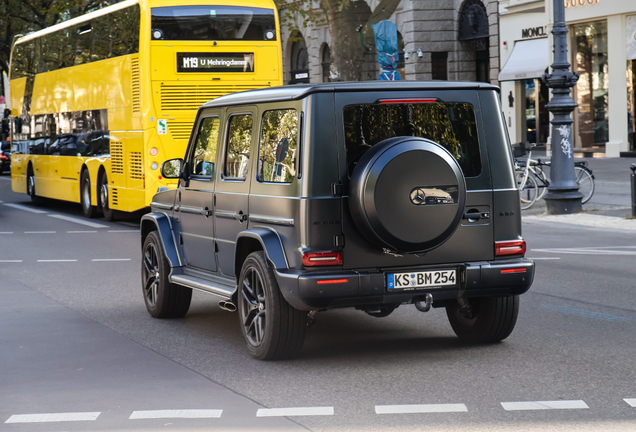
top-left (170, 274), bottom-right (235, 300)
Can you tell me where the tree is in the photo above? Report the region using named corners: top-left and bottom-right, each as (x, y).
top-left (277, 0), bottom-right (401, 81)
top-left (0, 0), bottom-right (112, 80)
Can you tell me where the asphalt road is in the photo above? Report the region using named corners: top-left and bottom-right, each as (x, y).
top-left (1, 169), bottom-right (636, 432)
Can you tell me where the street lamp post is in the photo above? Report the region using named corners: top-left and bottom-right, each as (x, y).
top-left (541, 0), bottom-right (583, 214)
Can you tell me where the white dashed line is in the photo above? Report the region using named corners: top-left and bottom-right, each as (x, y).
top-left (501, 400), bottom-right (589, 411)
top-left (256, 407), bottom-right (334, 417)
top-left (25, 231), bottom-right (56, 234)
top-left (91, 259), bottom-right (132, 262)
top-left (5, 412), bottom-right (101, 423)
top-left (0, 260), bottom-right (22, 263)
top-left (68, 231), bottom-right (98, 233)
top-left (0, 232), bottom-right (13, 234)
top-left (37, 259), bottom-right (78, 262)
top-left (375, 404), bottom-right (468, 414)
top-left (527, 257), bottom-right (561, 260)
top-left (48, 214), bottom-right (108, 228)
top-left (129, 410), bottom-right (222, 419)
top-left (624, 399), bottom-right (636, 407)
top-left (3, 203), bottom-right (48, 214)
top-left (108, 230), bottom-right (140, 233)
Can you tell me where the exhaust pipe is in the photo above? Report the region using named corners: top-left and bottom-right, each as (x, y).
top-left (218, 300), bottom-right (236, 312)
top-left (414, 293), bottom-right (433, 312)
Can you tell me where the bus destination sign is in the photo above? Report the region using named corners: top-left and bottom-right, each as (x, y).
top-left (177, 53), bottom-right (255, 73)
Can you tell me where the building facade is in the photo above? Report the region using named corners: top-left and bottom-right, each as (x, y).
top-left (499, 0), bottom-right (636, 157)
top-left (280, 0), bottom-right (501, 86)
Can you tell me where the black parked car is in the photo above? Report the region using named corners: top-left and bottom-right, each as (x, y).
top-left (140, 81), bottom-right (534, 360)
top-left (0, 141), bottom-right (10, 174)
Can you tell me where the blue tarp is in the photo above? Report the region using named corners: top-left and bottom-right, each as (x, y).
top-left (371, 20), bottom-right (401, 81)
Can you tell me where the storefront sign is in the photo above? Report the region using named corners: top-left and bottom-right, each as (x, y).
top-left (521, 26), bottom-right (547, 39)
top-left (564, 0), bottom-right (599, 8)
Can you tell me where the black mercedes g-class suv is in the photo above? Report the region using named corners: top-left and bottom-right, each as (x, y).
top-left (140, 81), bottom-right (534, 360)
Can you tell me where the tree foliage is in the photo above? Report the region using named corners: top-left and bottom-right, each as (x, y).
top-left (0, 0), bottom-right (113, 79)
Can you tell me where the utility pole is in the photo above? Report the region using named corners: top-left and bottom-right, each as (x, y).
top-left (541, 0), bottom-right (583, 214)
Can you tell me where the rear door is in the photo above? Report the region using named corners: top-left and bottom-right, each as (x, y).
top-left (214, 107), bottom-right (256, 277)
top-left (173, 111), bottom-right (222, 271)
top-left (335, 89), bottom-right (494, 269)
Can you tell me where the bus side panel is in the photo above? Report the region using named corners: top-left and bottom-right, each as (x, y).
top-left (11, 154), bottom-right (28, 193)
top-left (10, 77), bottom-right (26, 117)
top-left (106, 129), bottom-right (145, 213)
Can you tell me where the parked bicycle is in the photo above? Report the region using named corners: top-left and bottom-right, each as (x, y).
top-left (513, 143), bottom-right (595, 210)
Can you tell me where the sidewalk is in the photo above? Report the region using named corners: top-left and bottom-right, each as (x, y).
top-left (523, 212), bottom-right (636, 231)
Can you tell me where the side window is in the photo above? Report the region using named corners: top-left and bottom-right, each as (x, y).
top-left (190, 117), bottom-right (220, 176)
top-left (258, 109), bottom-right (298, 183)
top-left (224, 114), bottom-right (253, 179)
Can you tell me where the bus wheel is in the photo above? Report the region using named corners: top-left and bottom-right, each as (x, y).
top-left (80, 170), bottom-right (97, 218)
top-left (27, 167), bottom-right (41, 206)
top-left (99, 172), bottom-right (115, 222)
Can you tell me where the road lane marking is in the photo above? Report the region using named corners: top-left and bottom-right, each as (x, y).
top-left (625, 399), bottom-right (636, 407)
top-left (5, 412), bottom-right (101, 423)
top-left (3, 203), bottom-right (48, 214)
top-left (527, 257), bottom-right (560, 260)
top-left (25, 231), bottom-right (56, 234)
top-left (0, 232), bottom-right (13, 234)
top-left (375, 404), bottom-right (468, 414)
top-left (0, 260), bottom-right (22, 263)
top-left (37, 259), bottom-right (78, 262)
top-left (108, 230), bottom-right (140, 233)
top-left (256, 407), bottom-right (334, 417)
top-left (501, 400), bottom-right (589, 411)
top-left (540, 304), bottom-right (633, 322)
top-left (48, 214), bottom-right (108, 228)
top-left (91, 259), bottom-right (131, 262)
top-left (129, 410), bottom-right (222, 419)
top-left (68, 231), bottom-right (98, 233)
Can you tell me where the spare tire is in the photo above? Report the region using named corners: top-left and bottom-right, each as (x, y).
top-left (348, 137), bottom-right (466, 253)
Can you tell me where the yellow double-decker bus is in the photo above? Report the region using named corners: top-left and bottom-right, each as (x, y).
top-left (9, 0), bottom-right (282, 220)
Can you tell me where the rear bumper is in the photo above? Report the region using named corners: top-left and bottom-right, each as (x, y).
top-left (275, 258), bottom-right (534, 311)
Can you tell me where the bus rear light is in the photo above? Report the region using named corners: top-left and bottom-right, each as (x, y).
top-left (150, 148), bottom-right (158, 156)
top-left (495, 240), bottom-right (526, 257)
top-left (379, 98), bottom-right (438, 104)
top-left (302, 251), bottom-right (343, 266)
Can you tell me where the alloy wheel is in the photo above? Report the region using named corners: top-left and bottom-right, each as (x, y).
top-left (143, 242), bottom-right (160, 307)
top-left (240, 266), bottom-right (267, 347)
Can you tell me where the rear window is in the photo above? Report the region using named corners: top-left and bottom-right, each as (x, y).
top-left (344, 102), bottom-right (481, 177)
top-left (151, 6), bottom-right (276, 41)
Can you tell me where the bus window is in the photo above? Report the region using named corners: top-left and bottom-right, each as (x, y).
top-left (151, 6), bottom-right (276, 41)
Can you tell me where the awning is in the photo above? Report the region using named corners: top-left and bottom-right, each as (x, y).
top-left (499, 38), bottom-right (549, 82)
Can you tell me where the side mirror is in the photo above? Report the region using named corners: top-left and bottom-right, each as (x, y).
top-left (161, 158), bottom-right (182, 179)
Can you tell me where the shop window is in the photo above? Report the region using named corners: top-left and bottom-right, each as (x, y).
top-left (574, 21), bottom-right (608, 148)
top-left (475, 49), bottom-right (489, 83)
top-left (628, 60), bottom-right (635, 151)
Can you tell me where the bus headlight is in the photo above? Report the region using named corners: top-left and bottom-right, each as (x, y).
top-left (265, 30), bottom-right (275, 40)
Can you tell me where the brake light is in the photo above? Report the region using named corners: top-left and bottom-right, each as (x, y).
top-left (495, 240), bottom-right (526, 257)
top-left (379, 98), bottom-right (438, 104)
top-left (0, 153), bottom-right (8, 160)
top-left (501, 268), bottom-right (527, 274)
top-left (302, 251), bottom-right (343, 266)
top-left (317, 279), bottom-right (348, 284)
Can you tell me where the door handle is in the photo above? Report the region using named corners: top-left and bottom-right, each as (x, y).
top-left (463, 210), bottom-right (489, 222)
top-left (237, 211), bottom-right (247, 222)
top-left (202, 207), bottom-right (213, 218)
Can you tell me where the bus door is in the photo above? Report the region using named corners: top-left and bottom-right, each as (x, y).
top-left (174, 113), bottom-right (221, 271)
top-left (214, 108), bottom-right (255, 277)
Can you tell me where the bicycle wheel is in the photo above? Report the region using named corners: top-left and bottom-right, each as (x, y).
top-left (532, 166), bottom-right (549, 200)
top-left (575, 166), bottom-right (595, 204)
top-left (516, 170), bottom-right (538, 210)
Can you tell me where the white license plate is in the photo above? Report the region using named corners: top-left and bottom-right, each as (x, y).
top-left (387, 270), bottom-right (456, 290)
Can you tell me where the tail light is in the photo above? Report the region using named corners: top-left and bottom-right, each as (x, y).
top-left (495, 240), bottom-right (526, 257)
top-left (0, 153), bottom-right (8, 160)
top-left (302, 251), bottom-right (343, 267)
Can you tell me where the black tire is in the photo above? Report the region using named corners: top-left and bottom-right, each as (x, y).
top-left (141, 231), bottom-right (192, 318)
top-left (98, 172), bottom-right (115, 221)
top-left (446, 296), bottom-right (519, 343)
top-left (238, 251), bottom-right (307, 360)
top-left (27, 166), bottom-right (41, 205)
top-left (80, 170), bottom-right (97, 218)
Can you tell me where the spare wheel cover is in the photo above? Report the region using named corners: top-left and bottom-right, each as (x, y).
top-left (349, 137), bottom-right (466, 253)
